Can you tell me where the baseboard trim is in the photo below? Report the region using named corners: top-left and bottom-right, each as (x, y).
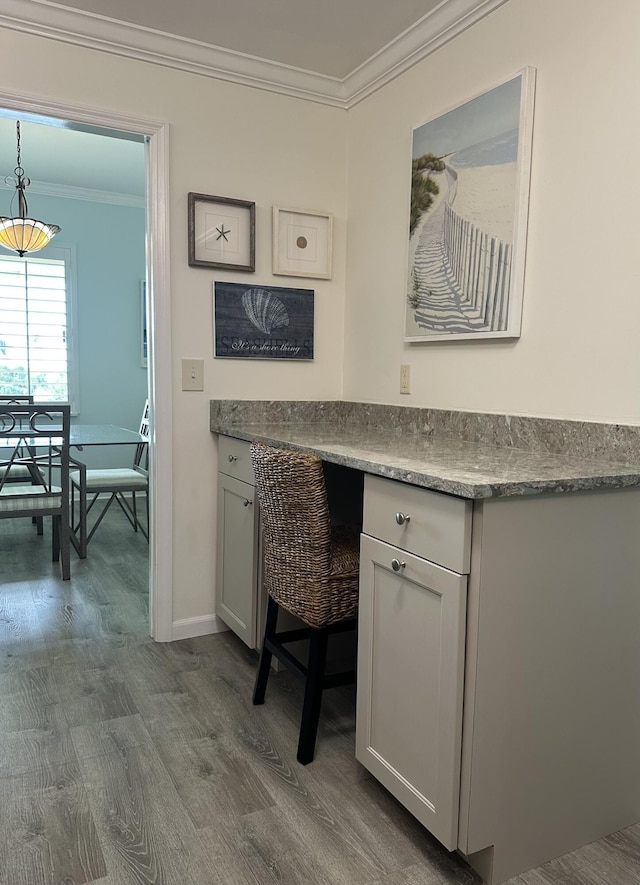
top-left (171, 614), bottom-right (229, 640)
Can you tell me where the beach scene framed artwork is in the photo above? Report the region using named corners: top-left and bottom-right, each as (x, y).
top-left (405, 67), bottom-right (536, 342)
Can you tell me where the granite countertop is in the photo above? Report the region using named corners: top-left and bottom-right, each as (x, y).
top-left (210, 417), bottom-right (640, 500)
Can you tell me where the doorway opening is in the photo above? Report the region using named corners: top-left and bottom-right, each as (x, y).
top-left (0, 92), bottom-right (173, 640)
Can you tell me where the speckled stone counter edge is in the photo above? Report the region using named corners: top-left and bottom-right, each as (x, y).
top-left (210, 400), bottom-right (640, 462)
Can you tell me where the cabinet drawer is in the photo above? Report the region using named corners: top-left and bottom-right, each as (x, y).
top-left (218, 436), bottom-right (254, 484)
top-left (363, 474), bottom-right (472, 573)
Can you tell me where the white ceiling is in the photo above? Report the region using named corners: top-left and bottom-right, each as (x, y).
top-left (0, 0), bottom-right (508, 197)
top-left (54, 0), bottom-right (444, 80)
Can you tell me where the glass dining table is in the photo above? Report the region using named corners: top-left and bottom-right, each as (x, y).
top-left (12, 421), bottom-right (145, 525)
top-left (0, 423), bottom-right (145, 449)
top-left (1, 419), bottom-right (146, 560)
top-left (70, 423), bottom-right (145, 448)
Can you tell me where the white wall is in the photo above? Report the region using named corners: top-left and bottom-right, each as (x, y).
top-left (2, 0), bottom-right (638, 627)
top-left (344, 0), bottom-right (640, 422)
top-left (0, 26), bottom-right (348, 624)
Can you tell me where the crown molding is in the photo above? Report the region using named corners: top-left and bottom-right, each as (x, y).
top-left (342, 0), bottom-right (510, 107)
top-left (0, 0), bottom-right (345, 106)
top-left (0, 0), bottom-right (509, 108)
top-left (0, 177), bottom-right (145, 207)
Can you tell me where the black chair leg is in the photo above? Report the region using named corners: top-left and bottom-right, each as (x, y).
top-left (131, 492), bottom-right (138, 533)
top-left (297, 627), bottom-right (329, 765)
top-left (52, 514), bottom-right (60, 562)
top-left (253, 595), bottom-right (278, 705)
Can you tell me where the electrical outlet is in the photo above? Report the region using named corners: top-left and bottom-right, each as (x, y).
top-left (182, 358), bottom-right (204, 391)
top-left (400, 364), bottom-right (411, 395)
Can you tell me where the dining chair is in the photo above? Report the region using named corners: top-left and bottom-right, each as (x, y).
top-left (0, 395), bottom-right (46, 532)
top-left (250, 442), bottom-right (360, 764)
top-left (0, 396), bottom-right (35, 483)
top-left (70, 400), bottom-right (149, 557)
top-left (0, 402), bottom-right (71, 580)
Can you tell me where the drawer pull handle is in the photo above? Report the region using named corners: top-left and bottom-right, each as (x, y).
top-left (395, 511), bottom-right (411, 526)
top-left (228, 454), bottom-right (238, 463)
top-left (391, 558), bottom-right (406, 572)
top-left (243, 498), bottom-right (252, 507)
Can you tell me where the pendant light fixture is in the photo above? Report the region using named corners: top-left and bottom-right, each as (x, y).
top-left (0, 121), bottom-right (61, 257)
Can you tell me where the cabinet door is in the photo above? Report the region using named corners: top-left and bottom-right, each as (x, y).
top-left (356, 534), bottom-right (467, 851)
top-left (216, 472), bottom-right (259, 647)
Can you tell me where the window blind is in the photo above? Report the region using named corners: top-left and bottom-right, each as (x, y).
top-left (0, 254), bottom-right (69, 402)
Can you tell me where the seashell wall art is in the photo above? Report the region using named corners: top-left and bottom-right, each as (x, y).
top-left (241, 288), bottom-right (289, 336)
top-left (214, 281), bottom-right (314, 360)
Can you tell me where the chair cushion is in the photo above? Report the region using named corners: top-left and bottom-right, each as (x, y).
top-left (0, 486), bottom-right (62, 512)
top-left (328, 525), bottom-right (361, 577)
top-left (267, 526), bottom-right (360, 628)
top-left (70, 468), bottom-right (148, 492)
top-left (0, 465), bottom-right (33, 481)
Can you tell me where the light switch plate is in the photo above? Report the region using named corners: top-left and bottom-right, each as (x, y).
top-left (182, 358), bottom-right (204, 391)
top-left (400, 364), bottom-right (411, 395)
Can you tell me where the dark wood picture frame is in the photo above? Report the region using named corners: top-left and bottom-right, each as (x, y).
top-left (188, 192), bottom-right (256, 271)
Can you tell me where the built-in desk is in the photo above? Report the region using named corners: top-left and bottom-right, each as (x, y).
top-left (211, 401), bottom-right (640, 885)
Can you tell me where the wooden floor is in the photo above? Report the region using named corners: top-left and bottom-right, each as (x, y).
top-left (0, 512), bottom-right (638, 885)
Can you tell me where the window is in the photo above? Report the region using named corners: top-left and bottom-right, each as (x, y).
top-left (0, 247), bottom-right (78, 410)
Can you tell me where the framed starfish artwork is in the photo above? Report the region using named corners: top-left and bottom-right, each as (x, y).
top-left (188, 193), bottom-right (255, 271)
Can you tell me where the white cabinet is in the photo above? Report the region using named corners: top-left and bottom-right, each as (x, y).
top-left (356, 475), bottom-right (471, 850)
top-left (357, 477), bottom-right (640, 882)
top-left (458, 489), bottom-right (640, 884)
top-left (357, 534), bottom-right (467, 849)
top-left (214, 437), bottom-right (640, 883)
top-left (216, 437), bottom-right (261, 647)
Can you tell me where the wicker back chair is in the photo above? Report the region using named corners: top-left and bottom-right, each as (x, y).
top-left (251, 442), bottom-right (359, 764)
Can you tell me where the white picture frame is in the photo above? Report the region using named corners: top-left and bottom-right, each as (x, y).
top-left (405, 67), bottom-right (536, 342)
top-left (272, 207), bottom-right (333, 279)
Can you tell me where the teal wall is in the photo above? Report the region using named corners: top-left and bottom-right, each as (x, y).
top-left (35, 193), bottom-right (147, 467)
